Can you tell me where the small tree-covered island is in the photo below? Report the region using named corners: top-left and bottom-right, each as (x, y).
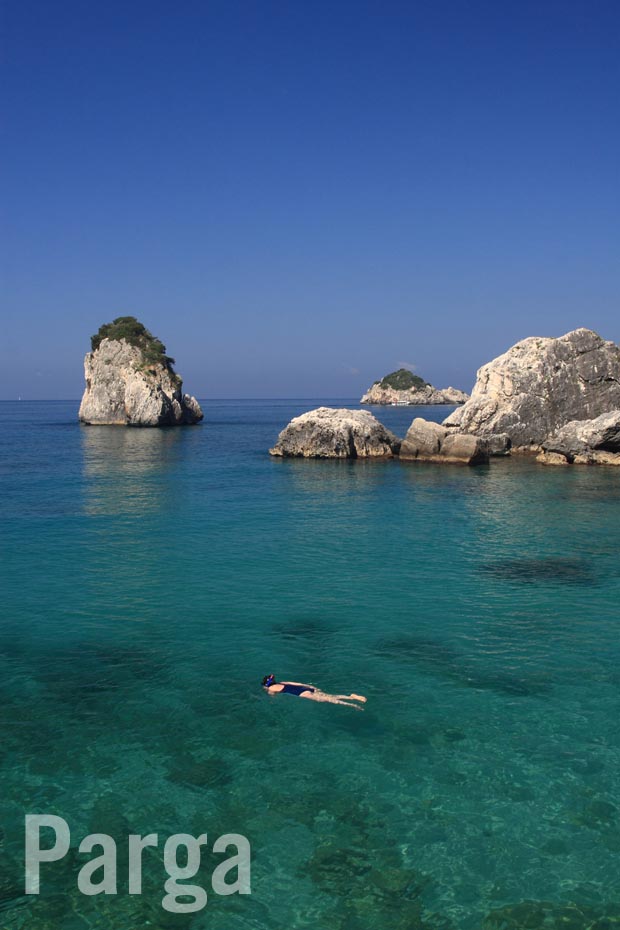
top-left (360, 368), bottom-right (469, 405)
top-left (78, 317), bottom-right (203, 426)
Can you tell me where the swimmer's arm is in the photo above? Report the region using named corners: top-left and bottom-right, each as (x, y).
top-left (281, 680), bottom-right (315, 688)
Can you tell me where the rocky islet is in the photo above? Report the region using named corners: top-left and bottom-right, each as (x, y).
top-left (269, 407), bottom-right (400, 458)
top-left (360, 368), bottom-right (469, 406)
top-left (78, 317), bottom-right (203, 427)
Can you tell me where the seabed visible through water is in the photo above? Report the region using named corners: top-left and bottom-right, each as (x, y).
top-left (0, 400), bottom-right (619, 929)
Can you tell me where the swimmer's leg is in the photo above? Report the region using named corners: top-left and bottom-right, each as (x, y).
top-left (333, 693), bottom-right (367, 702)
top-left (303, 692), bottom-right (363, 710)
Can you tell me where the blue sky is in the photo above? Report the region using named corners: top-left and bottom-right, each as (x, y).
top-left (2, 0), bottom-right (619, 399)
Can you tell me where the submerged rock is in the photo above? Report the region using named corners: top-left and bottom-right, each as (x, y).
top-left (479, 556), bottom-right (596, 586)
top-left (79, 317), bottom-right (203, 426)
top-left (361, 369), bottom-right (468, 405)
top-left (270, 407), bottom-right (399, 458)
top-left (399, 418), bottom-right (489, 465)
top-left (443, 328), bottom-right (620, 448)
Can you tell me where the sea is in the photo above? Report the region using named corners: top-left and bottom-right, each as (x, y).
top-left (1, 399), bottom-right (619, 930)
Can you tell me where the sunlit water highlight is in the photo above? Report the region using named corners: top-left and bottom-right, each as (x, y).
top-left (1, 400), bottom-right (619, 930)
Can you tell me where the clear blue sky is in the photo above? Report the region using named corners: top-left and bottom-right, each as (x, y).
top-left (2, 0), bottom-right (618, 399)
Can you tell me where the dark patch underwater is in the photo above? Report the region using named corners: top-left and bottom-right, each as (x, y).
top-left (479, 556), bottom-right (597, 586)
top-left (374, 634), bottom-right (549, 697)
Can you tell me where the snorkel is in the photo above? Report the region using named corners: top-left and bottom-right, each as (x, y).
top-left (262, 674), bottom-right (276, 688)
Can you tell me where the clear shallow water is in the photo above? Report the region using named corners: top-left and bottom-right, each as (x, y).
top-left (1, 400), bottom-right (619, 930)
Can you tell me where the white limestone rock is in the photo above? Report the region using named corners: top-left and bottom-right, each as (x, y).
top-left (79, 338), bottom-right (203, 427)
top-left (443, 328), bottom-right (620, 448)
top-left (269, 407), bottom-right (399, 458)
top-left (399, 417), bottom-right (489, 465)
top-left (538, 409), bottom-right (620, 465)
top-left (361, 382), bottom-right (469, 406)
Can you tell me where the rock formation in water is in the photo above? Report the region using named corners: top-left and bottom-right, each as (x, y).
top-left (78, 317), bottom-right (203, 426)
top-left (361, 368), bottom-right (469, 405)
top-left (443, 328), bottom-right (620, 449)
top-left (399, 417), bottom-right (489, 465)
top-left (269, 407), bottom-right (400, 458)
top-left (538, 410), bottom-right (620, 465)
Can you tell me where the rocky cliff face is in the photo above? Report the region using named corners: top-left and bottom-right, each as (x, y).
top-left (269, 407), bottom-right (400, 458)
top-left (360, 383), bottom-right (469, 405)
top-left (443, 328), bottom-right (620, 448)
top-left (79, 338), bottom-right (203, 426)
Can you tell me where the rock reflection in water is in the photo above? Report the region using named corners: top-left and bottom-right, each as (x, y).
top-left (80, 426), bottom-right (186, 515)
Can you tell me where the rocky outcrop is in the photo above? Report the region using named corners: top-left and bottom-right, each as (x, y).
top-left (361, 383), bottom-right (469, 406)
top-left (537, 451), bottom-right (571, 466)
top-left (400, 418), bottom-right (447, 457)
top-left (269, 407), bottom-right (399, 458)
top-left (483, 433), bottom-right (511, 456)
top-left (538, 410), bottom-right (620, 465)
top-left (443, 328), bottom-right (620, 449)
top-left (79, 338), bottom-right (203, 426)
top-left (399, 418), bottom-right (489, 465)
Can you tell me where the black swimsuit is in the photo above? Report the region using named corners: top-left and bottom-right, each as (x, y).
top-left (280, 683), bottom-right (315, 696)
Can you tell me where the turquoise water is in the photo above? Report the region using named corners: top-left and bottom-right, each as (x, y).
top-left (1, 400), bottom-right (619, 930)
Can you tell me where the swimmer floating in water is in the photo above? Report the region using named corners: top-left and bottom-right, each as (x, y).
top-left (262, 675), bottom-right (367, 709)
